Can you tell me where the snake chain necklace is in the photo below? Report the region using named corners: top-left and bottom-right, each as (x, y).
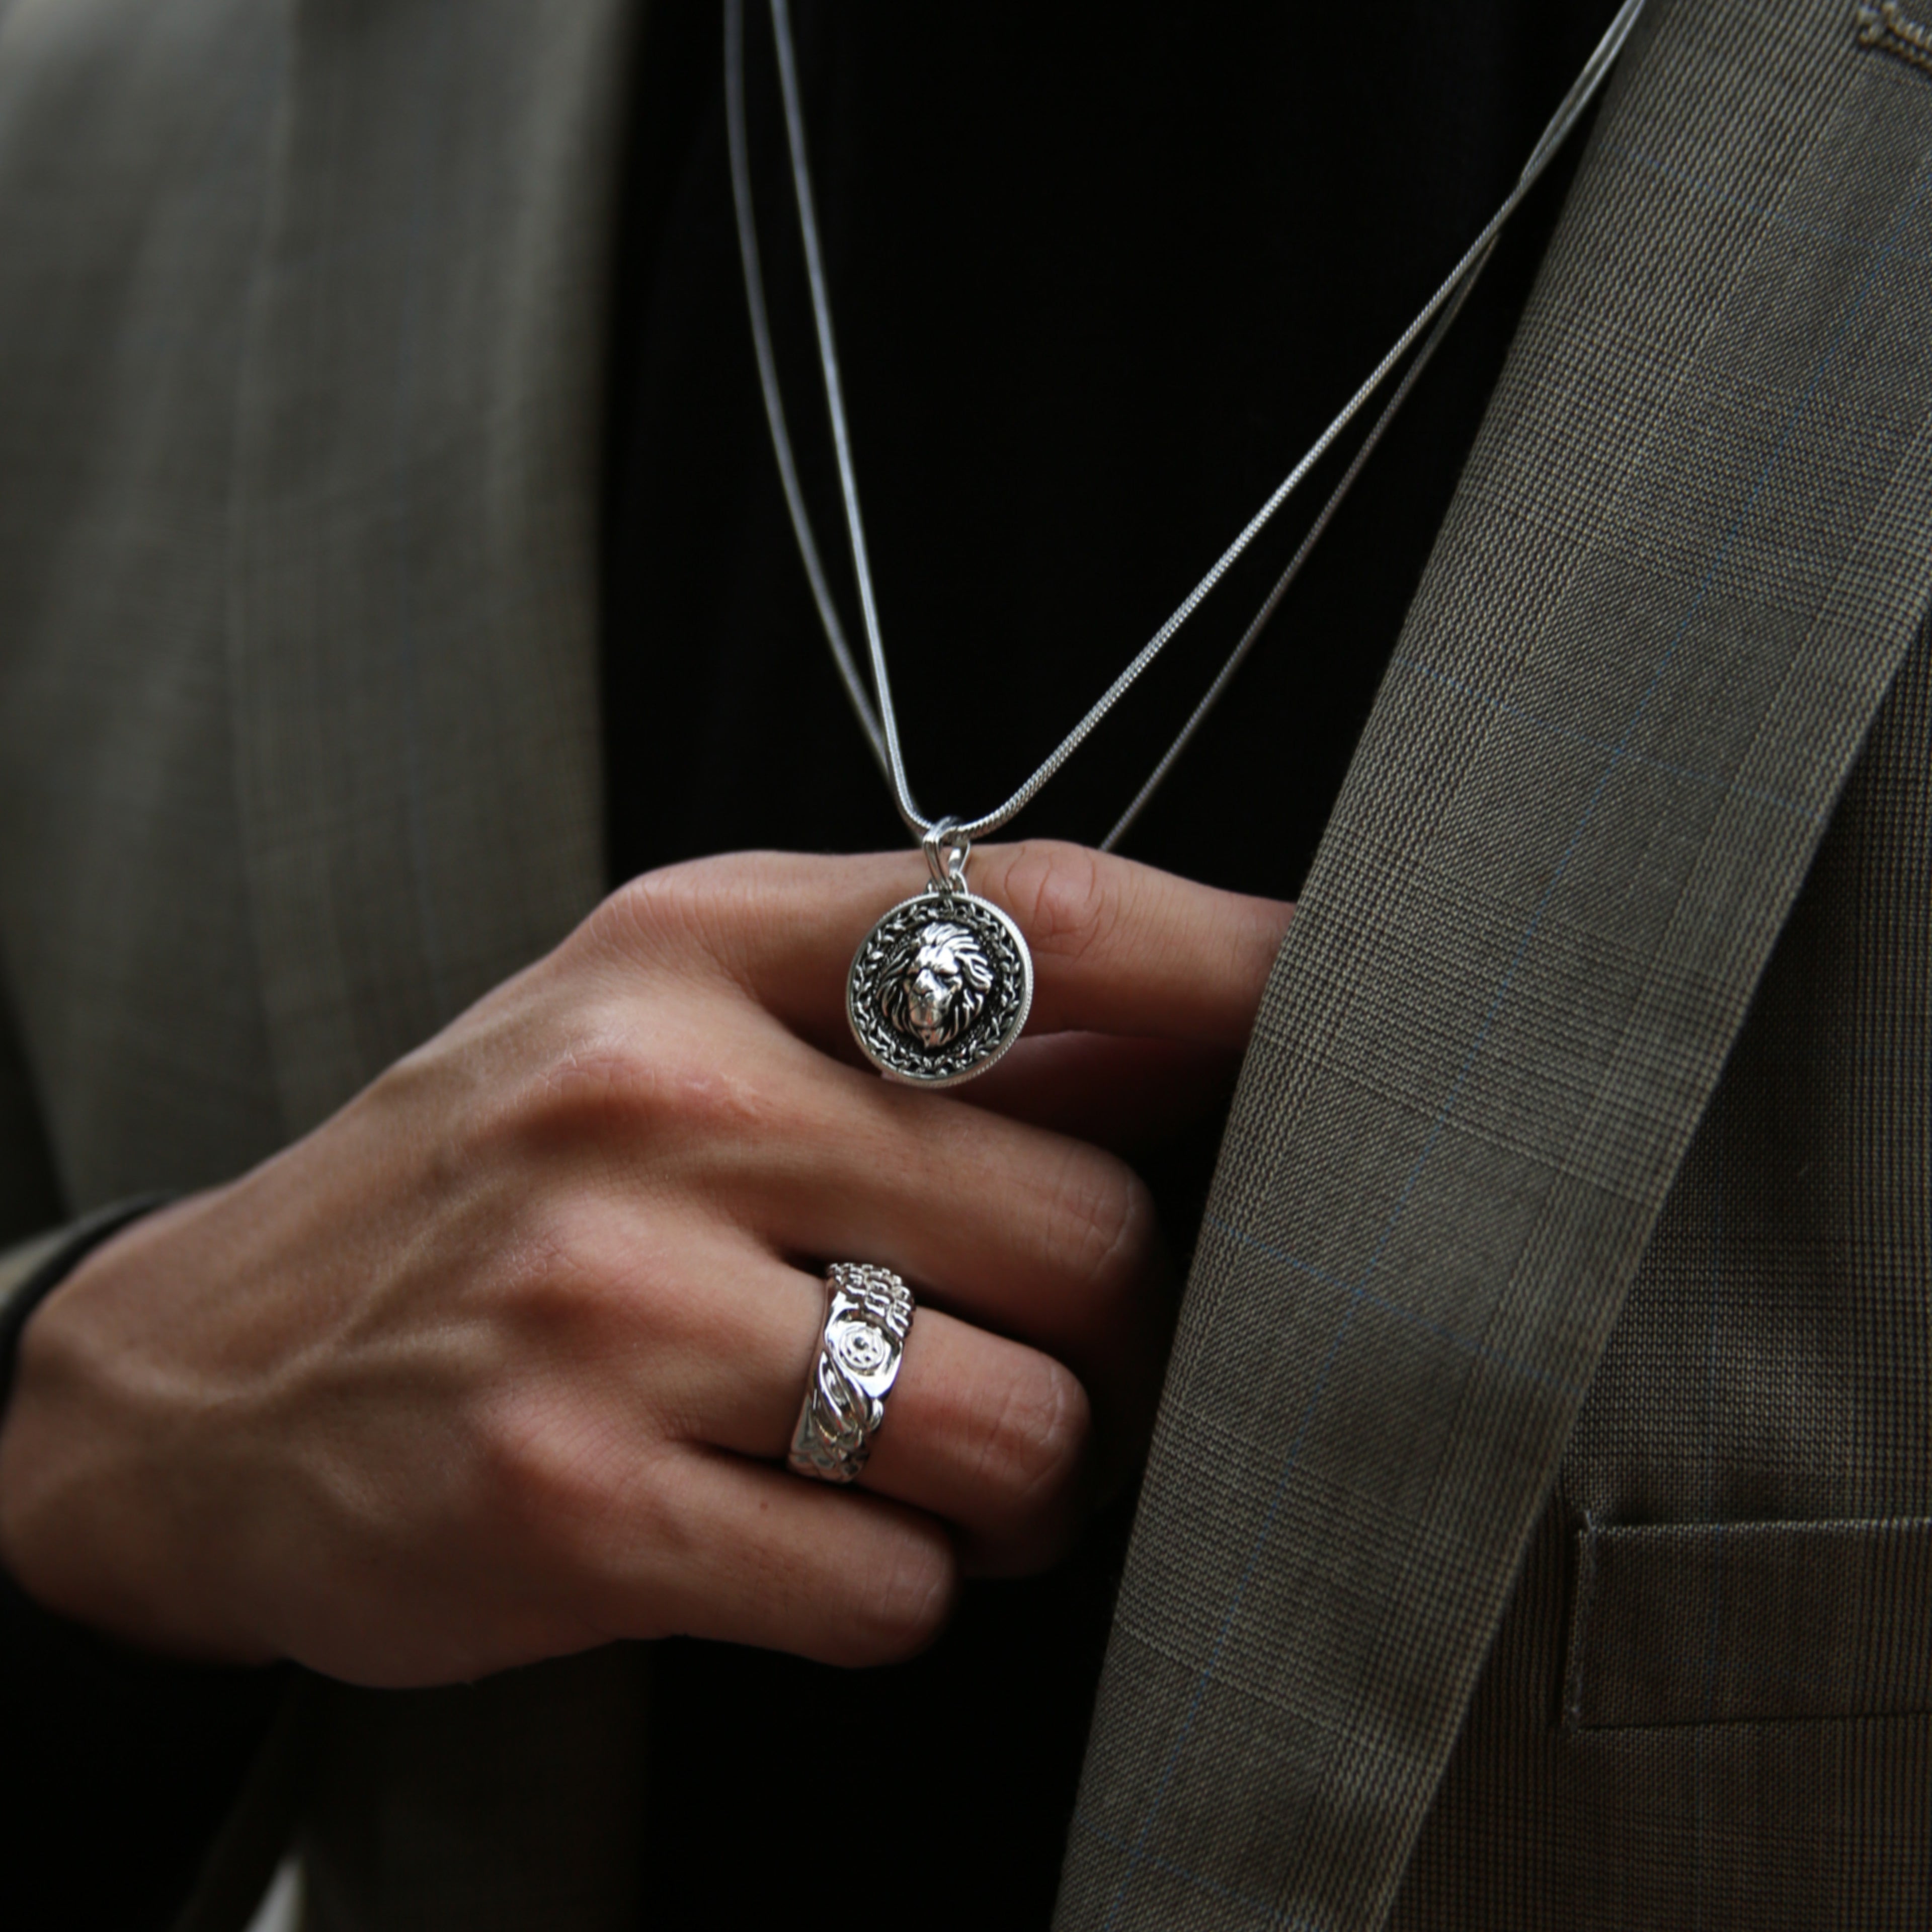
top-left (724, 0), bottom-right (1648, 1087)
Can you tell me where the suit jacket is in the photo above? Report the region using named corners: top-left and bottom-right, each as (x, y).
top-left (0, 1), bottom-right (1925, 1928)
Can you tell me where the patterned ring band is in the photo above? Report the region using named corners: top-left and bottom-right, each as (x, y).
top-left (787, 1263), bottom-right (916, 1485)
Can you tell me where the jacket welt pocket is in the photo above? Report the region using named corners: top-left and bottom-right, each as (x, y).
top-left (1562, 1515), bottom-right (1931, 1730)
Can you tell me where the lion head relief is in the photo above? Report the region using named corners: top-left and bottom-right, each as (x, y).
top-left (878, 919), bottom-right (996, 1051)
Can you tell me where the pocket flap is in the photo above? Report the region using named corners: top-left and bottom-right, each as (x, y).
top-left (1563, 1515), bottom-right (1932, 1729)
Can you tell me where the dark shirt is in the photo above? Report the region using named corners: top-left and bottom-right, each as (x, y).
top-left (4, 3), bottom-right (1619, 1925)
top-left (605, 4), bottom-right (1616, 1927)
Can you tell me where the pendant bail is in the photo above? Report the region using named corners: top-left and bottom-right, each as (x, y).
top-left (922, 818), bottom-right (970, 894)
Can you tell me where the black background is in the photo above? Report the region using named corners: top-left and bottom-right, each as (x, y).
top-left (605, 4), bottom-right (1619, 1922)
top-left (607, 0), bottom-right (1617, 899)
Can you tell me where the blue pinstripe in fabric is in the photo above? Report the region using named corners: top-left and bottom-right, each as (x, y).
top-left (1389, 660), bottom-right (1823, 822)
top-left (1200, 1218), bottom-right (1587, 1396)
top-left (1607, 138), bottom-right (1932, 266)
top-left (1074, 1813), bottom-right (1319, 1931)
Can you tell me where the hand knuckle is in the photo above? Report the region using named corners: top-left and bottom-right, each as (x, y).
top-left (1002, 840), bottom-right (1121, 964)
top-left (974, 1356), bottom-right (1091, 1511)
top-left (530, 1043), bottom-right (652, 1145)
top-left (441, 1022), bottom-right (647, 1172)
top-left (489, 1213), bottom-right (669, 1392)
top-left (1045, 1147), bottom-right (1156, 1302)
top-left (504, 1022), bottom-right (775, 1162)
top-left (594, 856), bottom-right (775, 989)
top-left (850, 1529), bottom-right (957, 1661)
top-left (597, 865), bottom-right (712, 959)
top-left (472, 1387), bottom-right (617, 1558)
top-left (498, 1191), bottom-right (607, 1312)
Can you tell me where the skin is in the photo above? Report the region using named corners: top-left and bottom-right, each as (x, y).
top-left (0, 842), bottom-right (1289, 1688)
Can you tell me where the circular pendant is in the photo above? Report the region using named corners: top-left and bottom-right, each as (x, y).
top-left (847, 886), bottom-right (1034, 1087)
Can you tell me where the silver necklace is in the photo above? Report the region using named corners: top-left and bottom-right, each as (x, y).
top-left (725, 0), bottom-right (1648, 1086)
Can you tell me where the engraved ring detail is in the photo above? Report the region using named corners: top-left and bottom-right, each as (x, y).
top-left (787, 1263), bottom-right (916, 1484)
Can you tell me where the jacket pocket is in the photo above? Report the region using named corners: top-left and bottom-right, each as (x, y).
top-left (1562, 1514), bottom-right (1931, 1729)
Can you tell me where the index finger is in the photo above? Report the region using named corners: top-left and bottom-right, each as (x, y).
top-left (609, 841), bottom-right (1292, 1051)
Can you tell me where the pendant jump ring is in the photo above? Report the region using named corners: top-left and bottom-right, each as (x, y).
top-left (922, 818), bottom-right (970, 893)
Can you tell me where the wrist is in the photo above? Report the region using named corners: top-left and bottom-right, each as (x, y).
top-left (0, 1196), bottom-right (172, 1410)
top-left (0, 1194), bottom-right (264, 1659)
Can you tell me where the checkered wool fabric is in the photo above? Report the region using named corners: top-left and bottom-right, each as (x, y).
top-left (1056, 3), bottom-right (1932, 1926)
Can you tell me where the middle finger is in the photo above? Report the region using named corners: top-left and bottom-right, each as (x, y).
top-left (735, 1038), bottom-right (1174, 1451)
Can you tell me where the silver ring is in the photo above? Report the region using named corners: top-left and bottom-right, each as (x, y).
top-left (788, 1263), bottom-right (916, 1484)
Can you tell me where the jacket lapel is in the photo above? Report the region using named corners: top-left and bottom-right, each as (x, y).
top-left (1059, 3), bottom-right (1932, 1926)
top-left (230, 0), bottom-right (635, 1134)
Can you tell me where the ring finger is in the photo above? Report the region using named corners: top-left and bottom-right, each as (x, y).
top-left (653, 1234), bottom-right (1094, 1575)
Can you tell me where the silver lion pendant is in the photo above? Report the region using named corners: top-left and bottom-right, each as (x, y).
top-left (846, 829), bottom-right (1034, 1087)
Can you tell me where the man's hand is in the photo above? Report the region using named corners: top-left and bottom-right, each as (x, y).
top-left (0, 844), bottom-right (1288, 1686)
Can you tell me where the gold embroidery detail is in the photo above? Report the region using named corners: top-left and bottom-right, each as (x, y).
top-left (1858, 1), bottom-right (1932, 76)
